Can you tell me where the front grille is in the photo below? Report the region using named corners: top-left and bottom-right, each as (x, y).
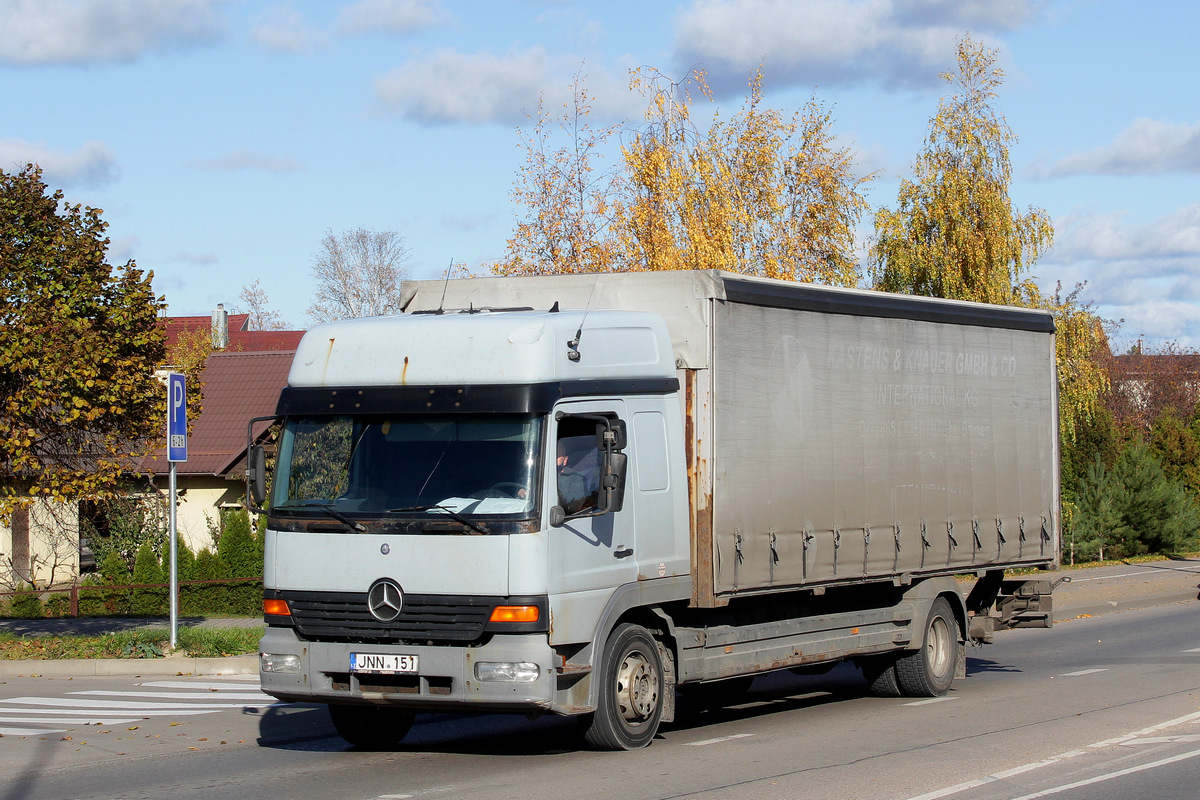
top-left (280, 590), bottom-right (495, 643)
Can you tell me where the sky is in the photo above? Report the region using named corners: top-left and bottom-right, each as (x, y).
top-left (2, 0), bottom-right (1198, 350)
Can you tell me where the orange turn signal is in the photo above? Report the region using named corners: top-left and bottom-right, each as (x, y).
top-left (488, 605), bottom-right (539, 624)
top-left (263, 598), bottom-right (291, 616)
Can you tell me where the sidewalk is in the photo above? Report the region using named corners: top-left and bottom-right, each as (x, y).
top-left (1, 558), bottom-right (1196, 679)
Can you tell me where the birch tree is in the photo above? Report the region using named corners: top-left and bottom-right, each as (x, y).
top-left (309, 228), bottom-right (410, 322)
top-left (869, 35), bottom-right (1107, 448)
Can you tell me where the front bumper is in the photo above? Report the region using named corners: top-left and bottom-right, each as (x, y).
top-left (258, 627), bottom-right (559, 714)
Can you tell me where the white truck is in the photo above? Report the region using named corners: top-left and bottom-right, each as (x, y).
top-left (249, 270), bottom-right (1061, 750)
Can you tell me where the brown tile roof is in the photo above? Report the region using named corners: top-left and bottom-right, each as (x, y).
top-left (161, 314), bottom-right (305, 353)
top-left (140, 350), bottom-right (293, 477)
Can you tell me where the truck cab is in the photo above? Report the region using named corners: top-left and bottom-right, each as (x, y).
top-left (256, 307), bottom-right (690, 749)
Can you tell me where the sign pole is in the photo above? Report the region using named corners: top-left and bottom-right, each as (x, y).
top-left (169, 461), bottom-right (179, 648)
top-left (166, 372), bottom-right (188, 650)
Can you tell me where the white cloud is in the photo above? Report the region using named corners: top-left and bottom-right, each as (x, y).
top-left (249, 3), bottom-right (327, 54)
top-left (0, 138), bottom-right (119, 187)
top-left (338, 0), bottom-right (448, 36)
top-left (189, 149), bottom-right (302, 173)
top-left (0, 0), bottom-right (225, 65)
top-left (440, 211), bottom-right (497, 233)
top-left (1034, 118), bottom-right (1200, 178)
top-left (376, 47), bottom-right (551, 124)
top-left (1043, 205), bottom-right (1200, 345)
top-left (375, 47), bottom-right (637, 125)
top-left (671, 0), bottom-right (1041, 95)
top-left (176, 251), bottom-right (219, 265)
top-left (1049, 205), bottom-right (1200, 263)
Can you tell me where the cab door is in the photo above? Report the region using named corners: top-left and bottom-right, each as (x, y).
top-left (546, 399), bottom-right (636, 644)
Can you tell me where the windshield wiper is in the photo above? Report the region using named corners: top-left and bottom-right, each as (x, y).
top-left (388, 505), bottom-right (489, 535)
top-left (281, 501), bottom-right (366, 532)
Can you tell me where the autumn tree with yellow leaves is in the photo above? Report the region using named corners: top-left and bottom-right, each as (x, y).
top-left (499, 66), bottom-right (872, 284)
top-left (497, 75), bottom-right (621, 277)
top-left (869, 35), bottom-right (1107, 448)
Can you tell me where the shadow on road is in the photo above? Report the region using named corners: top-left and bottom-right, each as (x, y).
top-left (965, 656), bottom-right (1021, 676)
top-left (252, 664), bottom-right (880, 757)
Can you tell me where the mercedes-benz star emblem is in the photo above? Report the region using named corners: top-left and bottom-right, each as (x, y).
top-left (367, 578), bottom-right (403, 623)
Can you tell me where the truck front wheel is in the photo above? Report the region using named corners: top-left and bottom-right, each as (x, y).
top-left (896, 597), bottom-right (959, 697)
top-left (327, 704), bottom-right (415, 749)
top-left (582, 623), bottom-right (664, 750)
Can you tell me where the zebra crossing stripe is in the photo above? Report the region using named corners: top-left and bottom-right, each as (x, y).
top-left (1, 697), bottom-right (268, 710)
top-left (75, 690), bottom-right (272, 701)
top-left (0, 716), bottom-right (142, 726)
top-left (0, 725), bottom-right (66, 736)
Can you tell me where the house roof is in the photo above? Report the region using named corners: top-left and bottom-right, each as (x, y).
top-left (162, 314), bottom-right (305, 353)
top-left (140, 350), bottom-right (293, 478)
top-left (1111, 353), bottom-right (1200, 377)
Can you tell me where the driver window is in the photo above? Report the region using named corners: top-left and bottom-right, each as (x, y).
top-left (556, 419), bottom-right (601, 515)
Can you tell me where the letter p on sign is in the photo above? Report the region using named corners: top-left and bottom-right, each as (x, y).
top-left (167, 372), bottom-right (188, 462)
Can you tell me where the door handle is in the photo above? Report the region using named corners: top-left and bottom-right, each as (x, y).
top-left (614, 547), bottom-right (633, 559)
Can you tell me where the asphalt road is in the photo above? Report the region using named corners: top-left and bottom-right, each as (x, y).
top-left (1, 593), bottom-right (1197, 800)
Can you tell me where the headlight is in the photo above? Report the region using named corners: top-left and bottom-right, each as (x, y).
top-left (260, 652), bottom-right (301, 673)
top-left (474, 661), bottom-right (540, 682)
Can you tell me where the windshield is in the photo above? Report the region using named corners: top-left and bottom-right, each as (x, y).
top-left (271, 414), bottom-right (542, 523)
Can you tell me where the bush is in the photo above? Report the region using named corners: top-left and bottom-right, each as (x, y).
top-left (217, 508), bottom-right (259, 578)
top-left (216, 508), bottom-right (260, 612)
top-left (9, 588), bottom-right (44, 619)
top-left (45, 593), bottom-right (71, 617)
top-left (131, 542), bottom-right (166, 615)
top-left (76, 575), bottom-right (109, 616)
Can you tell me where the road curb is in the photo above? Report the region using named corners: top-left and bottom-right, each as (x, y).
top-left (1054, 591), bottom-right (1199, 622)
top-left (0, 654), bottom-right (257, 679)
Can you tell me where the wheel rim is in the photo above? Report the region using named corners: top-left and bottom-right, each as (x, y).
top-left (926, 615), bottom-right (951, 676)
top-left (615, 647), bottom-right (660, 725)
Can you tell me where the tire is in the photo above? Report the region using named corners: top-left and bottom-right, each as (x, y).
top-left (327, 704), bottom-right (415, 749)
top-left (895, 597), bottom-right (959, 697)
top-left (581, 623), bottom-right (665, 750)
top-left (859, 656), bottom-right (902, 697)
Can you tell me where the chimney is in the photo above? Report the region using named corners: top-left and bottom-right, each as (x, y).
top-left (211, 303), bottom-right (229, 349)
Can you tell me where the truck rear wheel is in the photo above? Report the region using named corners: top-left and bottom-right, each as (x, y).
top-left (859, 655), bottom-right (902, 697)
top-left (896, 597), bottom-right (959, 697)
top-left (582, 623), bottom-right (664, 750)
top-left (327, 704), bottom-right (415, 749)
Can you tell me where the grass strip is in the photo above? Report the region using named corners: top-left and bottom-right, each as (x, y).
top-left (0, 626), bottom-right (264, 660)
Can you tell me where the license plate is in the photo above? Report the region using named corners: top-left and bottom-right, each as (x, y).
top-left (350, 653), bottom-right (418, 674)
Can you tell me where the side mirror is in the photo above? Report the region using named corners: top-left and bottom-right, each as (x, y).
top-left (247, 445), bottom-right (267, 508)
top-left (596, 419), bottom-right (628, 451)
top-left (602, 452), bottom-right (628, 513)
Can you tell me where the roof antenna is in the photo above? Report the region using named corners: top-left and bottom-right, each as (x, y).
top-left (566, 276), bottom-right (600, 363)
top-left (435, 258), bottom-right (454, 316)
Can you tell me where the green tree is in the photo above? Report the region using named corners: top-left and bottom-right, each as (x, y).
top-left (0, 165), bottom-right (166, 514)
top-left (1074, 440), bottom-right (1200, 560)
top-left (1150, 411), bottom-right (1200, 500)
top-left (216, 508), bottom-right (259, 578)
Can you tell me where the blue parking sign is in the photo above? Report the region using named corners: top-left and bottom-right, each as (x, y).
top-left (167, 372), bottom-right (187, 462)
